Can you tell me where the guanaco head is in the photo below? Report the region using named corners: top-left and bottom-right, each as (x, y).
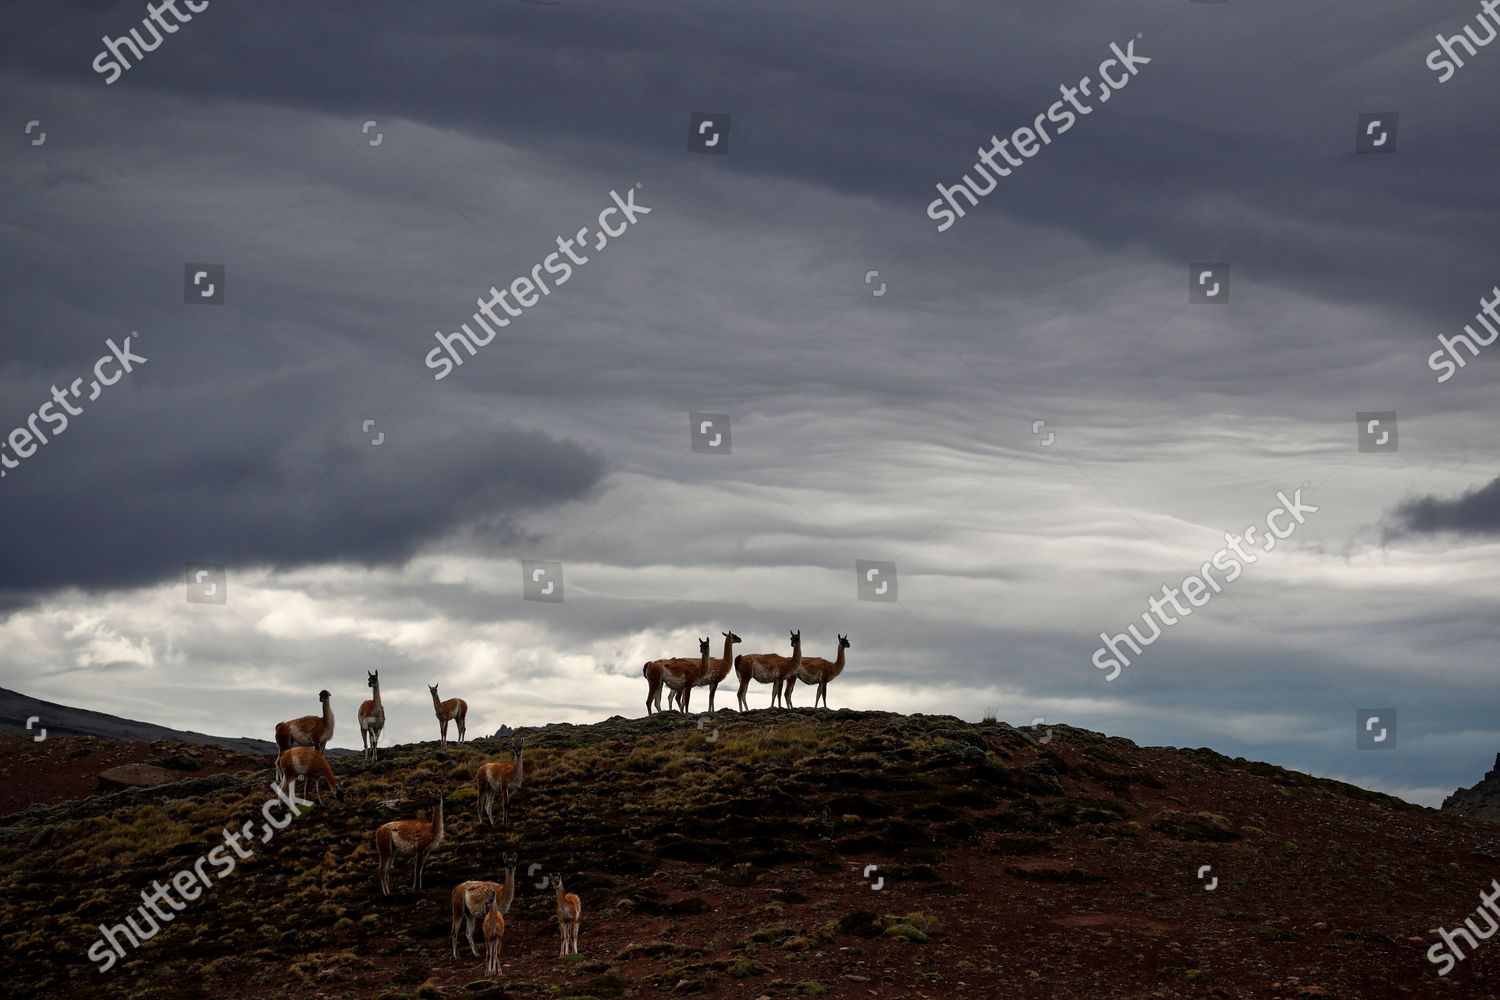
top-left (318, 689), bottom-right (331, 702)
top-left (838, 634), bottom-right (850, 649)
top-left (367, 670), bottom-right (378, 688)
top-left (482, 884), bottom-right (499, 914)
top-left (549, 872), bottom-right (563, 890)
top-left (699, 636), bottom-right (711, 657)
top-left (502, 851), bottom-right (517, 869)
top-left (723, 631), bottom-right (742, 644)
top-left (789, 629), bottom-right (801, 649)
top-left (429, 683), bottom-right (439, 696)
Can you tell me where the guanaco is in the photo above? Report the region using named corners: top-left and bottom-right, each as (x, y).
top-left (275, 688), bottom-right (335, 753)
top-left (551, 872), bottom-right (582, 957)
top-left (734, 630), bottom-right (802, 710)
top-left (654, 637), bottom-right (714, 713)
top-left (429, 683), bottom-right (467, 746)
top-left (786, 634), bottom-right (849, 709)
top-left (273, 747), bottom-right (344, 804)
top-left (644, 636), bottom-right (709, 715)
top-left (475, 741), bottom-right (525, 826)
top-left (452, 853), bottom-right (517, 959)
top-left (483, 885), bottom-right (505, 978)
top-left (358, 670), bottom-right (385, 761)
top-left (375, 789), bottom-right (445, 895)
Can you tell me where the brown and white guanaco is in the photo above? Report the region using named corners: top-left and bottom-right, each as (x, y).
top-left (429, 683), bottom-right (467, 746)
top-left (375, 789), bottom-right (445, 895)
top-left (451, 852), bottom-right (517, 959)
top-left (275, 688), bottom-right (335, 754)
top-left (786, 634), bottom-right (849, 709)
top-left (735, 630), bottom-right (802, 710)
top-left (483, 886), bottom-right (505, 978)
top-left (551, 872), bottom-right (582, 957)
top-left (273, 747), bottom-right (344, 804)
top-left (644, 636), bottom-right (708, 714)
top-left (475, 741), bottom-right (525, 826)
top-left (358, 670), bottom-right (385, 761)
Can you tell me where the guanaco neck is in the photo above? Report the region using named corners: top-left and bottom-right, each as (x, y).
top-left (831, 644), bottom-right (846, 677)
top-left (322, 697), bottom-right (334, 731)
top-left (430, 689), bottom-right (442, 713)
top-left (514, 747), bottom-right (524, 784)
top-left (432, 796), bottom-right (445, 840)
top-left (713, 636), bottom-right (735, 681)
top-left (501, 865), bottom-right (517, 910)
top-left (371, 679), bottom-right (382, 711)
top-left (554, 880), bottom-right (567, 906)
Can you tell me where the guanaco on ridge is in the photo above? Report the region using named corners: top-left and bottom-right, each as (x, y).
top-left (358, 669), bottom-right (385, 760)
top-left (786, 633), bottom-right (850, 709)
top-left (429, 683), bottom-right (468, 746)
top-left (735, 629), bottom-right (802, 710)
top-left (274, 688), bottom-right (335, 754)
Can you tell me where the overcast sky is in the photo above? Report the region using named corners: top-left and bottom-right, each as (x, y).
top-left (2, 0), bottom-right (1497, 806)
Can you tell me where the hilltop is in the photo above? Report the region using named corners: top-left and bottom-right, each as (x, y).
top-left (2, 710), bottom-right (1498, 999)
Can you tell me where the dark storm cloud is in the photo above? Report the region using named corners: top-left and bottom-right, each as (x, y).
top-left (0, 406), bottom-right (604, 602)
top-left (7, 0), bottom-right (1497, 328)
top-left (1386, 474), bottom-right (1500, 539)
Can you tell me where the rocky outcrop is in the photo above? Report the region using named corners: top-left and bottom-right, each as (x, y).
top-left (1441, 753), bottom-right (1500, 822)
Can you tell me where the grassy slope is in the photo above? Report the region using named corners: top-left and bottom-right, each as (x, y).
top-left (3, 710), bottom-right (1499, 999)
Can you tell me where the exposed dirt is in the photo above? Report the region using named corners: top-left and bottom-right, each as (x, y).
top-left (0, 732), bottom-right (264, 817)
top-left (2, 710), bottom-right (1499, 999)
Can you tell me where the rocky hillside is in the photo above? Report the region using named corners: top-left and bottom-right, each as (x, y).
top-left (1442, 753), bottom-right (1500, 824)
top-left (2, 710), bottom-right (1498, 999)
top-left (0, 686), bottom-right (280, 755)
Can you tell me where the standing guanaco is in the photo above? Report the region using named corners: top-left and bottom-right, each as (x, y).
top-left (644, 636), bottom-right (709, 715)
top-left (483, 885), bottom-right (505, 978)
top-left (786, 634), bottom-right (850, 709)
top-left (359, 670), bottom-right (385, 761)
top-left (429, 683), bottom-right (468, 746)
top-left (475, 740), bottom-right (525, 826)
top-left (734, 630), bottom-right (802, 710)
top-left (275, 689), bottom-right (335, 753)
top-left (551, 872), bottom-right (582, 957)
top-left (452, 853), bottom-right (517, 959)
top-left (375, 789), bottom-right (445, 895)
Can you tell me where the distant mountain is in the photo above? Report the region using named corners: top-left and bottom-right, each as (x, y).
top-left (0, 686), bottom-right (318, 756)
top-left (1442, 752), bottom-right (1500, 822)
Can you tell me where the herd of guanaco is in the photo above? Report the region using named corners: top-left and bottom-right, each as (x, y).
top-left (264, 629), bottom-right (844, 978)
top-left (269, 688), bottom-right (568, 977)
top-left (644, 629), bottom-right (851, 715)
